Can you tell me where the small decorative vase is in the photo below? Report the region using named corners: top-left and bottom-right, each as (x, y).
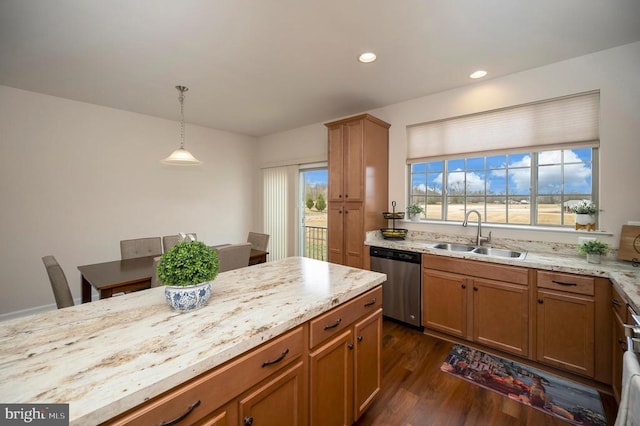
top-left (575, 214), bottom-right (596, 231)
top-left (586, 253), bottom-right (601, 264)
top-left (410, 214), bottom-right (421, 222)
top-left (164, 281), bottom-right (212, 312)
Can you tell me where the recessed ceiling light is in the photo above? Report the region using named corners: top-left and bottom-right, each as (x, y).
top-left (358, 52), bottom-right (377, 63)
top-left (469, 70), bottom-right (488, 79)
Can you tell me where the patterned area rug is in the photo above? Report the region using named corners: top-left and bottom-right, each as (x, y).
top-left (441, 344), bottom-right (607, 426)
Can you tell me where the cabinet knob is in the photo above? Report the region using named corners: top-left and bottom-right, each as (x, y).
top-left (348, 343), bottom-right (354, 350)
top-left (345, 194), bottom-right (349, 198)
top-left (244, 416), bottom-right (254, 426)
top-left (345, 210), bottom-right (349, 214)
top-left (473, 287), bottom-right (478, 291)
top-left (461, 284), bottom-right (466, 289)
top-left (357, 335), bottom-right (363, 342)
top-left (538, 299), bottom-right (544, 304)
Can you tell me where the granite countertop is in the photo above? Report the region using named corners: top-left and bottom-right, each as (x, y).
top-left (366, 232), bottom-right (640, 313)
top-left (0, 257), bottom-right (386, 425)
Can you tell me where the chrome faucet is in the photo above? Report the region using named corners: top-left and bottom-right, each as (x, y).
top-left (463, 209), bottom-right (491, 246)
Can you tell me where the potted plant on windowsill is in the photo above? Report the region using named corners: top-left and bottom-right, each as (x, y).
top-left (571, 200), bottom-right (598, 231)
top-left (157, 241), bottom-right (219, 312)
top-left (406, 204), bottom-right (424, 221)
top-left (577, 240), bottom-right (609, 264)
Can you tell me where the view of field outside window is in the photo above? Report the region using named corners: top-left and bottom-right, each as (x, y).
top-left (409, 147), bottom-right (595, 226)
top-left (301, 169), bottom-right (328, 260)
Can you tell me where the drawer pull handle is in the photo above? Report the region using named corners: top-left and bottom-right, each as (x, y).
top-left (158, 400), bottom-right (200, 426)
top-left (262, 348), bottom-right (289, 367)
top-left (612, 298), bottom-right (622, 307)
top-left (324, 318), bottom-right (342, 330)
top-left (551, 280), bottom-right (577, 287)
top-left (364, 298), bottom-right (377, 307)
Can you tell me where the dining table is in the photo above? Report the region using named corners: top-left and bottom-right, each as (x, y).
top-left (78, 255), bottom-right (156, 303)
top-left (78, 249), bottom-right (270, 303)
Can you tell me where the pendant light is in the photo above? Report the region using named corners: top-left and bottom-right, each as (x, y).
top-left (161, 85), bottom-right (202, 165)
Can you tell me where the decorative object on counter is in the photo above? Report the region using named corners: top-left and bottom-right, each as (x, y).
top-left (617, 225), bottom-right (640, 267)
top-left (406, 203), bottom-right (424, 221)
top-left (441, 344), bottom-right (607, 425)
top-left (161, 85), bottom-right (202, 165)
top-left (571, 200), bottom-right (597, 231)
top-left (157, 241), bottom-right (219, 311)
top-left (381, 201), bottom-right (408, 240)
top-left (577, 239), bottom-right (609, 264)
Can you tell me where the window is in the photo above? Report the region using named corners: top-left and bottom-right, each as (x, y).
top-left (409, 146), bottom-right (597, 226)
top-left (406, 91), bottom-right (599, 228)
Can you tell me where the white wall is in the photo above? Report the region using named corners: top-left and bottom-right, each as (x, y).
top-left (258, 42), bottom-right (640, 247)
top-left (0, 86), bottom-right (257, 315)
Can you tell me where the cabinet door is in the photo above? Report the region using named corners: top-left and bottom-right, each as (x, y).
top-left (309, 329), bottom-right (353, 426)
top-left (353, 309), bottom-right (382, 421)
top-left (343, 203), bottom-right (364, 268)
top-left (612, 309), bottom-right (626, 402)
top-left (343, 120), bottom-right (364, 202)
top-left (194, 401), bottom-right (237, 426)
top-left (328, 125), bottom-right (344, 202)
top-left (473, 278), bottom-right (529, 357)
top-left (238, 361), bottom-right (306, 426)
top-left (422, 269), bottom-right (468, 338)
top-left (536, 290), bottom-right (595, 377)
top-left (327, 203), bottom-right (344, 264)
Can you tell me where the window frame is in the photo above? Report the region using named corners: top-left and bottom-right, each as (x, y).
top-left (407, 145), bottom-right (598, 228)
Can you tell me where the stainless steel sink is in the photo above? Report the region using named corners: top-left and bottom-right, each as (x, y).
top-left (432, 243), bottom-right (475, 252)
top-left (472, 247), bottom-right (526, 259)
top-left (430, 242), bottom-right (526, 259)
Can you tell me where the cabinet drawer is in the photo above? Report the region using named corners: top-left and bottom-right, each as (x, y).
top-left (423, 254), bottom-right (528, 285)
top-left (537, 270), bottom-right (594, 296)
top-left (611, 285), bottom-right (628, 321)
top-left (310, 286), bottom-right (382, 348)
top-left (106, 326), bottom-right (305, 426)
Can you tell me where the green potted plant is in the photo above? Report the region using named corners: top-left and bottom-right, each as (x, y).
top-left (571, 200), bottom-right (597, 231)
top-left (406, 203), bottom-right (424, 221)
top-left (157, 241), bottom-right (219, 312)
top-left (577, 240), bottom-right (609, 264)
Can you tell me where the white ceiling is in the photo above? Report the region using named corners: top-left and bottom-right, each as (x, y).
top-left (1, 1), bottom-right (640, 137)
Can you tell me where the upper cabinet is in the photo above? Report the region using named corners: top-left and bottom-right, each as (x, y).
top-left (325, 114), bottom-right (390, 268)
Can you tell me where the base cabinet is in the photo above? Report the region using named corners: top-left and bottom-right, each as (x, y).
top-left (422, 254), bottom-right (529, 358)
top-left (309, 287), bottom-right (383, 425)
top-left (536, 289), bottom-right (595, 377)
top-left (239, 362), bottom-right (306, 426)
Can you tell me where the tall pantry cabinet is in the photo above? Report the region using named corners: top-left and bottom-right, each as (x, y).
top-left (325, 114), bottom-right (390, 269)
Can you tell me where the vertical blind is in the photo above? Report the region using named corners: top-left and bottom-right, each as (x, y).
top-left (263, 166), bottom-right (288, 261)
top-left (407, 91), bottom-right (600, 161)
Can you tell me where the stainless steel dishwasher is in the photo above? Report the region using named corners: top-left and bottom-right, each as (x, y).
top-left (369, 246), bottom-right (422, 328)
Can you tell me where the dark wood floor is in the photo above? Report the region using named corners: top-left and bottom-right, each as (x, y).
top-left (355, 319), bottom-right (618, 426)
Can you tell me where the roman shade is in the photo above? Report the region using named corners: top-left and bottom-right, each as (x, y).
top-left (407, 91), bottom-right (600, 162)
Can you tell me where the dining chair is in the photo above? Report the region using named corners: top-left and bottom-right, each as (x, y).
top-left (215, 243), bottom-right (252, 272)
top-left (120, 237), bottom-right (162, 260)
top-left (247, 232), bottom-right (270, 252)
top-left (163, 233), bottom-right (197, 253)
top-left (151, 256), bottom-right (162, 287)
top-left (42, 256), bottom-right (74, 309)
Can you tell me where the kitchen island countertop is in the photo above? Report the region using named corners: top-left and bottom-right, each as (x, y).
top-left (0, 257), bottom-right (386, 425)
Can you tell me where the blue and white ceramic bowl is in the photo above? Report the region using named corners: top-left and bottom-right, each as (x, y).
top-left (164, 281), bottom-right (212, 312)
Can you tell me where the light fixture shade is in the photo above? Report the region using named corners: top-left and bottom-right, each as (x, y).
top-left (161, 148), bottom-right (202, 165)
